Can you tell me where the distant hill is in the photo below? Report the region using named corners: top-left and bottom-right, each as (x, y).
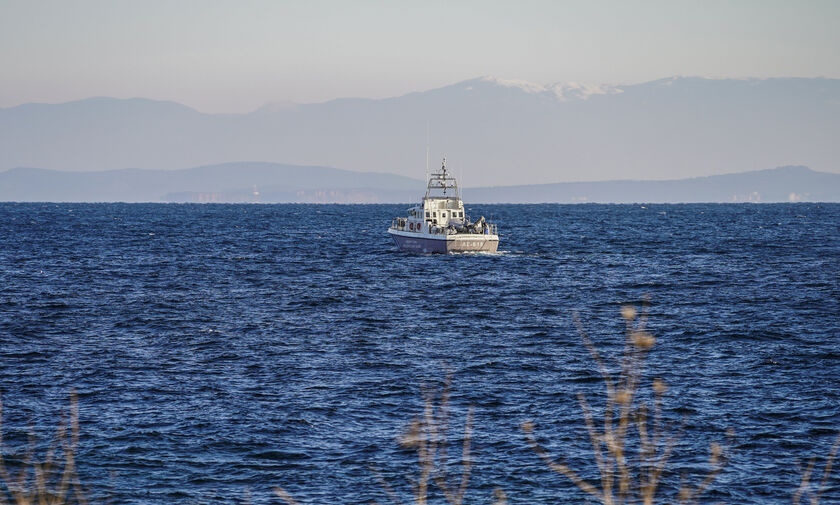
top-left (0, 162), bottom-right (421, 203)
top-left (465, 165), bottom-right (840, 203)
top-left (1, 163), bottom-right (837, 203)
top-left (1, 77), bottom-right (838, 186)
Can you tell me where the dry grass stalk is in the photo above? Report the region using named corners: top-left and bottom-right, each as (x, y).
top-left (273, 486), bottom-right (301, 505)
top-left (793, 432), bottom-right (840, 505)
top-left (377, 373), bottom-right (475, 505)
top-left (275, 374), bottom-right (478, 505)
top-left (491, 488), bottom-right (507, 505)
top-left (522, 300), bottom-right (728, 504)
top-left (0, 391), bottom-right (88, 505)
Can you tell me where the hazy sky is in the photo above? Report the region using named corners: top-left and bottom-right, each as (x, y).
top-left (1, 0), bottom-right (838, 113)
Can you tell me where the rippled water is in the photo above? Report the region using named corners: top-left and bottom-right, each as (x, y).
top-left (0, 203), bottom-right (838, 504)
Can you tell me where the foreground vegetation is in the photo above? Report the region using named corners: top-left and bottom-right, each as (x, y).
top-left (2, 304), bottom-right (838, 504)
top-left (0, 392), bottom-right (89, 505)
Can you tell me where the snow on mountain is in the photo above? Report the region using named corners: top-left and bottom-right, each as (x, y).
top-left (547, 81), bottom-right (622, 101)
top-left (477, 76), bottom-right (549, 94)
top-left (471, 76), bottom-right (621, 101)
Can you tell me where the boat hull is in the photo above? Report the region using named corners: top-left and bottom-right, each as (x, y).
top-left (388, 230), bottom-right (499, 254)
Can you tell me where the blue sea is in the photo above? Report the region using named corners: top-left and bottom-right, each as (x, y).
top-left (0, 203), bottom-right (838, 504)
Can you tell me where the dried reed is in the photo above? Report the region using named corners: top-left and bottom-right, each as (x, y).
top-left (793, 432), bottom-right (840, 505)
top-left (0, 391), bottom-right (88, 505)
top-left (276, 373), bottom-right (480, 505)
top-left (8, 313), bottom-right (831, 504)
top-left (376, 372), bottom-right (475, 505)
top-left (522, 300), bottom-right (729, 504)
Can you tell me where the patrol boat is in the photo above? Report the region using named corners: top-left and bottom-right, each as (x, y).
top-left (388, 157), bottom-right (499, 253)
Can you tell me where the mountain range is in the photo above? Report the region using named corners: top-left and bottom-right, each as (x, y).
top-left (1, 163), bottom-right (837, 203)
top-left (1, 76), bottom-right (838, 186)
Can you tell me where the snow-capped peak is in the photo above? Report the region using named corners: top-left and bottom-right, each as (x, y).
top-left (478, 76), bottom-right (548, 94)
top-left (475, 76), bottom-right (621, 101)
top-left (546, 81), bottom-right (622, 101)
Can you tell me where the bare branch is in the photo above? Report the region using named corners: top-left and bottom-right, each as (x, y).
top-left (578, 393), bottom-right (607, 484)
top-left (793, 457), bottom-right (816, 505)
top-left (523, 423), bottom-right (603, 501)
top-left (816, 433), bottom-right (840, 504)
top-left (274, 487), bottom-right (301, 505)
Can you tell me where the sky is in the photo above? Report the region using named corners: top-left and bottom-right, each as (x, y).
top-left (1, 0), bottom-right (838, 113)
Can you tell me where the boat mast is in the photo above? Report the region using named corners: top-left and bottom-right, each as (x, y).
top-left (425, 155), bottom-right (461, 200)
top-left (441, 156), bottom-right (448, 196)
top-left (425, 122), bottom-right (430, 183)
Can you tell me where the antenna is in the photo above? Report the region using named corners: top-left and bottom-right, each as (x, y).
top-left (460, 161), bottom-right (463, 201)
top-left (425, 121), bottom-right (430, 182)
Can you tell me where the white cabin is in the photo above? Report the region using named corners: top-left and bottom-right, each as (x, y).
top-left (390, 157), bottom-right (496, 237)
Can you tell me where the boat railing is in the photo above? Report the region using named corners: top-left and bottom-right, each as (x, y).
top-left (428, 223), bottom-right (499, 236)
top-left (391, 219), bottom-right (497, 236)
